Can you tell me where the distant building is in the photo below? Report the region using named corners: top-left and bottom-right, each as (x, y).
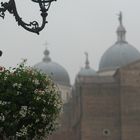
top-left (34, 48), bottom-right (73, 140)
top-left (35, 13), bottom-right (140, 140)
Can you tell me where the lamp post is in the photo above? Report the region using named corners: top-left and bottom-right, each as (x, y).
top-left (0, 0), bottom-right (56, 34)
top-left (0, 50), bottom-right (2, 57)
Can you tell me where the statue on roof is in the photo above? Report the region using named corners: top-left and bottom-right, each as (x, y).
top-left (118, 11), bottom-right (123, 25)
top-left (84, 52), bottom-right (90, 69)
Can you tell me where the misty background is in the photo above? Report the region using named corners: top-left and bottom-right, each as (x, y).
top-left (0, 0), bottom-right (140, 84)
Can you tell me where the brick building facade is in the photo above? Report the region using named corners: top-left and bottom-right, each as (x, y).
top-left (41, 13), bottom-right (140, 140)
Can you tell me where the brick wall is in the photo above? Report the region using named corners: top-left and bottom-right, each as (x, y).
top-left (76, 76), bottom-right (121, 140)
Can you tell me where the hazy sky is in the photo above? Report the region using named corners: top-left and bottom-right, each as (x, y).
top-left (0, 0), bottom-right (140, 84)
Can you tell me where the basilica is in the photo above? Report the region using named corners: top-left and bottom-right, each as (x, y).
top-left (34, 13), bottom-right (140, 140)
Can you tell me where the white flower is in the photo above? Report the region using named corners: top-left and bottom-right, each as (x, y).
top-left (38, 129), bottom-right (43, 132)
top-left (33, 79), bottom-right (39, 85)
top-left (4, 76), bottom-right (7, 80)
top-left (13, 83), bottom-right (18, 88)
top-left (17, 91), bottom-right (21, 95)
top-left (19, 106), bottom-right (27, 117)
top-left (41, 114), bottom-right (46, 121)
top-left (0, 101), bottom-right (10, 105)
top-left (39, 90), bottom-right (45, 95)
top-left (35, 119), bottom-right (40, 123)
top-left (13, 83), bottom-right (22, 89)
top-left (34, 89), bottom-right (45, 95)
top-left (16, 125), bottom-right (27, 137)
top-left (0, 113), bottom-right (5, 121)
top-left (36, 96), bottom-right (41, 101)
top-left (34, 89), bottom-right (38, 94)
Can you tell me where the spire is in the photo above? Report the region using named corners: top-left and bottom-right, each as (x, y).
top-left (84, 52), bottom-right (90, 69)
top-left (118, 11), bottom-right (123, 26)
top-left (116, 12), bottom-right (127, 43)
top-left (43, 42), bottom-right (51, 62)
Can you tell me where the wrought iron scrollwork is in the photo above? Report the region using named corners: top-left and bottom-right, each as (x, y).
top-left (0, 0), bottom-right (56, 34)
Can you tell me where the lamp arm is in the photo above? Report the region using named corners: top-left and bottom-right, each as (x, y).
top-left (0, 0), bottom-right (50, 34)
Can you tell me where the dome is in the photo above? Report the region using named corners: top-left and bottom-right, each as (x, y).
top-left (99, 12), bottom-right (140, 71)
top-left (34, 49), bottom-right (70, 86)
top-left (99, 43), bottom-right (140, 71)
top-left (78, 52), bottom-right (96, 77)
top-left (78, 68), bottom-right (96, 76)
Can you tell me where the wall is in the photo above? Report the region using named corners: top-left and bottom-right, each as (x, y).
top-left (76, 76), bottom-right (121, 140)
top-left (119, 61), bottom-right (140, 140)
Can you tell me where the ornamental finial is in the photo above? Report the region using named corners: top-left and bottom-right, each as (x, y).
top-left (84, 52), bottom-right (90, 69)
top-left (116, 11), bottom-right (127, 43)
top-left (43, 42), bottom-right (51, 62)
top-left (118, 11), bottom-right (123, 25)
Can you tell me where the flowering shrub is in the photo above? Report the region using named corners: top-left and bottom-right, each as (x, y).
top-left (0, 60), bottom-right (62, 140)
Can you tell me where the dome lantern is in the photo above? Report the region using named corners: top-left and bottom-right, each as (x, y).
top-left (43, 48), bottom-right (51, 62)
top-left (77, 52), bottom-right (96, 77)
top-left (116, 12), bottom-right (126, 43)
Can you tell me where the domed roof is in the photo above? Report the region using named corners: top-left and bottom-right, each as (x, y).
top-left (99, 43), bottom-right (140, 71)
top-left (34, 48), bottom-right (70, 86)
top-left (99, 12), bottom-right (140, 71)
top-left (78, 68), bottom-right (96, 76)
top-left (78, 52), bottom-right (96, 76)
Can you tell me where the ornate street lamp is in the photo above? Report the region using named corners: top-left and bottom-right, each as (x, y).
top-left (0, 50), bottom-right (2, 57)
top-left (0, 0), bottom-right (56, 34)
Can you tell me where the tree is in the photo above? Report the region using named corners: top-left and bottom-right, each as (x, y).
top-left (0, 60), bottom-right (62, 140)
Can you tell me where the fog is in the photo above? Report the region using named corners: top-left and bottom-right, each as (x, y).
top-left (0, 0), bottom-right (140, 84)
